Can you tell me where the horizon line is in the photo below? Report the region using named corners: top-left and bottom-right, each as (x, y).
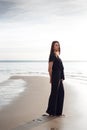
top-left (0, 60), bottom-right (87, 62)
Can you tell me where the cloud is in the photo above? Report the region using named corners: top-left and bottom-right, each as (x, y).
top-left (0, 0), bottom-right (87, 23)
top-left (0, 0), bottom-right (16, 15)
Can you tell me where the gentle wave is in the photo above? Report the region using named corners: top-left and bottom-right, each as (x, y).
top-left (0, 79), bottom-right (27, 110)
top-left (65, 72), bottom-right (87, 81)
top-left (0, 70), bottom-right (87, 83)
top-left (0, 61), bottom-right (87, 82)
top-left (0, 61), bottom-right (87, 109)
top-left (10, 71), bottom-right (87, 82)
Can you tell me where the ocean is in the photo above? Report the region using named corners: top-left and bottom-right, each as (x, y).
top-left (0, 61), bottom-right (87, 109)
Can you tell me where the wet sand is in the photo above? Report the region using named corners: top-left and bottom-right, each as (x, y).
top-left (0, 76), bottom-right (87, 130)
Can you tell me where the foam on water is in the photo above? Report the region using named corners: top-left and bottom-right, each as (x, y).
top-left (0, 79), bottom-right (27, 110)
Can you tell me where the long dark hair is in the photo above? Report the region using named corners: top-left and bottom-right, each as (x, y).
top-left (50, 41), bottom-right (61, 56)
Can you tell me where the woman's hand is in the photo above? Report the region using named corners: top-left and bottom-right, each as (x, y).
top-left (61, 79), bottom-right (63, 83)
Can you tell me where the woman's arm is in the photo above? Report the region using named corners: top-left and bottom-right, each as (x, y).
top-left (48, 62), bottom-right (53, 84)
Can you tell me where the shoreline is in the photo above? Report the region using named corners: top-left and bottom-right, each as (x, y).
top-left (0, 76), bottom-right (51, 130)
top-left (0, 76), bottom-right (87, 130)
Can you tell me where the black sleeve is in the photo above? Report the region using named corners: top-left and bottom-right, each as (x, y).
top-left (49, 53), bottom-right (55, 62)
top-left (61, 69), bottom-right (65, 80)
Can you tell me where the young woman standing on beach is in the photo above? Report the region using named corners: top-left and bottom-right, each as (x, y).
top-left (46, 41), bottom-right (65, 116)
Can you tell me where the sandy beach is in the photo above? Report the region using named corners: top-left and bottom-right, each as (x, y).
top-left (0, 76), bottom-right (87, 130)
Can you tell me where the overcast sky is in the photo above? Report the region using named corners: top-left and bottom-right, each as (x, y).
top-left (0, 0), bottom-right (87, 60)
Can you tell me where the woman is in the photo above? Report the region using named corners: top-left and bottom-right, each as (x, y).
top-left (46, 41), bottom-right (65, 116)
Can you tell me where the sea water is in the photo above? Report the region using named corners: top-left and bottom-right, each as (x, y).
top-left (0, 61), bottom-right (87, 109)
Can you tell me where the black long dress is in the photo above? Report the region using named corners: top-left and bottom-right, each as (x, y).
top-left (46, 53), bottom-right (65, 116)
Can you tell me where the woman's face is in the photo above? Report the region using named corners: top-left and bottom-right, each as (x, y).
top-left (53, 42), bottom-right (59, 51)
